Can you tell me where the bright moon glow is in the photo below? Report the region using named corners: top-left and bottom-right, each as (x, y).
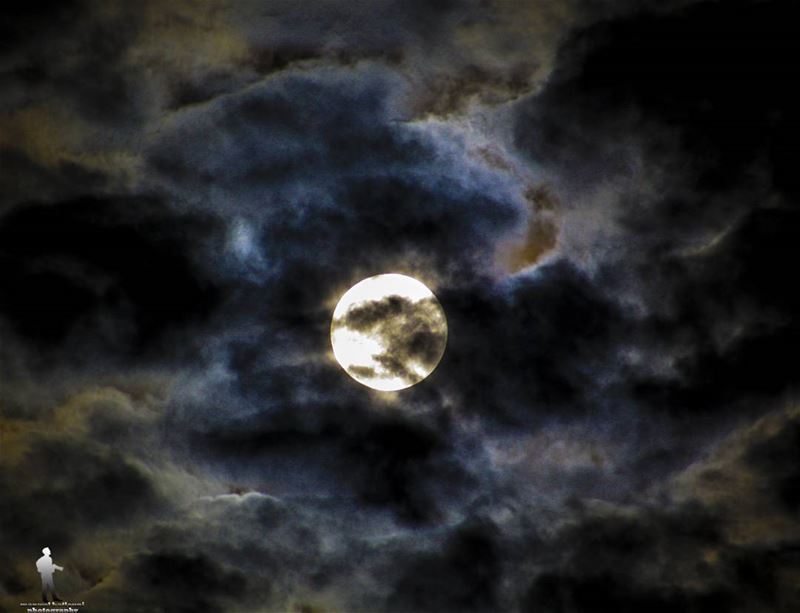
top-left (331, 274), bottom-right (448, 391)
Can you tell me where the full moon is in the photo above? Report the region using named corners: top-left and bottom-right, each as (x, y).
top-left (330, 274), bottom-right (447, 391)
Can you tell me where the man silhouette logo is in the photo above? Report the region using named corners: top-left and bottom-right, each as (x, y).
top-left (36, 547), bottom-right (63, 603)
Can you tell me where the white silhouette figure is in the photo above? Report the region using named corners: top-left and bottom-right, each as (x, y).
top-left (36, 547), bottom-right (63, 603)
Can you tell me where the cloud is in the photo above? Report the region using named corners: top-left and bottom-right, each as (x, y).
top-left (435, 259), bottom-right (625, 425)
top-left (0, 194), bottom-right (226, 388)
top-left (117, 550), bottom-right (248, 613)
top-left (509, 0), bottom-right (800, 424)
top-left (0, 396), bottom-right (164, 602)
top-left (136, 64), bottom-right (530, 418)
top-left (335, 294), bottom-right (447, 382)
top-left (386, 522), bottom-right (503, 612)
top-left (3, 1), bottom-right (800, 611)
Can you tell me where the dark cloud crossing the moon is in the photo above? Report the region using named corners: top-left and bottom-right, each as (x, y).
top-left (336, 294), bottom-right (446, 378)
top-left (330, 274), bottom-right (448, 391)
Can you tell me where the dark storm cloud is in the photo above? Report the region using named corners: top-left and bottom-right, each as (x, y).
top-left (144, 65), bottom-right (525, 416)
top-left (521, 504), bottom-right (734, 613)
top-left (146, 2), bottom-right (800, 590)
top-left (187, 399), bottom-right (477, 526)
top-left (475, 3), bottom-right (800, 603)
top-left (146, 67), bottom-right (524, 267)
top-left (437, 259), bottom-right (625, 424)
top-left (125, 494), bottom-right (319, 610)
top-left (517, 408), bottom-right (800, 613)
top-left (511, 0), bottom-right (800, 422)
top-left (514, 0), bottom-right (800, 195)
top-left (3, 0), bottom-right (800, 611)
top-left (115, 407), bottom-right (800, 612)
top-left (0, 1), bottom-right (146, 125)
top-left (0, 195), bottom-right (225, 367)
top-left (223, 0), bottom-right (586, 114)
top-left (627, 206), bottom-right (800, 417)
top-left (343, 417), bottom-right (472, 524)
top-left (744, 417), bottom-right (800, 516)
top-left (145, 62), bottom-right (527, 529)
top-left (386, 522), bottom-right (503, 613)
top-left (3, 438), bottom-right (158, 533)
top-left (0, 148), bottom-right (109, 212)
top-left (119, 551), bottom-right (247, 613)
top-left (0, 434), bottom-right (161, 599)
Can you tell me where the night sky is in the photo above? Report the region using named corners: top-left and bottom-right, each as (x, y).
top-left (2, 1), bottom-right (800, 611)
